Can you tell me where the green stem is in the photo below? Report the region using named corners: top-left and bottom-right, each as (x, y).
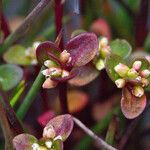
top-left (17, 66), bottom-right (45, 120)
top-left (73, 107), bottom-right (120, 150)
top-left (0, 0), bottom-right (52, 54)
top-left (102, 116), bottom-right (118, 150)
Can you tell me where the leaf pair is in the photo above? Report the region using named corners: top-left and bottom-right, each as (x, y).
top-left (37, 32), bottom-right (99, 86)
top-left (105, 54), bottom-right (150, 119)
top-left (13, 114), bottom-right (74, 150)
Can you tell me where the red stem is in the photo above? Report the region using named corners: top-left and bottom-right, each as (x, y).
top-left (54, 0), bottom-right (69, 113)
top-left (0, 12), bottom-right (10, 38)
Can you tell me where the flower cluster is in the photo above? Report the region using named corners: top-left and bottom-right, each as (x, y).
top-left (42, 50), bottom-right (72, 89)
top-left (94, 37), bottom-right (111, 70)
top-left (114, 60), bottom-right (150, 97)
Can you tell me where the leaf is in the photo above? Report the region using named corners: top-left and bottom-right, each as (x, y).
top-left (37, 111), bottom-right (55, 127)
top-left (53, 139), bottom-right (64, 150)
top-left (71, 29), bottom-right (86, 38)
top-left (44, 114), bottom-right (74, 141)
top-left (0, 64), bottom-right (23, 91)
top-left (13, 134), bottom-right (38, 150)
top-left (69, 65), bottom-right (99, 86)
top-left (90, 18), bottom-right (111, 40)
top-left (65, 33), bottom-right (98, 67)
top-left (3, 45), bottom-right (31, 66)
top-left (121, 87), bottom-right (146, 119)
top-left (105, 54), bottom-right (125, 82)
top-left (67, 90), bottom-right (88, 113)
top-left (36, 41), bottom-right (61, 65)
top-left (110, 39), bottom-right (132, 58)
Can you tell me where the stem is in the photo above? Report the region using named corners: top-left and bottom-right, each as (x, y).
top-left (0, 95), bottom-right (15, 150)
top-left (103, 116), bottom-right (118, 150)
top-left (135, 0), bottom-right (149, 47)
top-left (73, 107), bottom-right (120, 150)
top-left (54, 0), bottom-right (63, 36)
top-left (0, 0), bottom-right (52, 54)
top-left (58, 82), bottom-right (69, 113)
top-left (17, 66), bottom-right (45, 120)
top-left (54, 0), bottom-right (69, 113)
top-left (73, 117), bottom-right (117, 150)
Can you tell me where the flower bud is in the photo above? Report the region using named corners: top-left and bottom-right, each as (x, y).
top-left (32, 143), bottom-right (40, 150)
top-left (99, 37), bottom-right (108, 49)
top-left (42, 69), bottom-right (50, 77)
top-left (42, 78), bottom-right (57, 89)
top-left (132, 86), bottom-right (144, 97)
top-left (44, 60), bottom-right (56, 68)
top-left (49, 67), bottom-right (62, 77)
top-left (60, 50), bottom-right (71, 63)
top-left (100, 46), bottom-right (111, 58)
top-left (115, 78), bottom-right (126, 88)
top-left (33, 41), bottom-right (41, 49)
top-left (62, 70), bottom-right (70, 77)
top-left (135, 76), bottom-right (142, 82)
top-left (45, 140), bottom-right (52, 148)
top-left (95, 59), bottom-right (105, 70)
top-left (140, 69), bottom-right (150, 78)
top-left (141, 78), bottom-right (149, 87)
top-left (132, 61), bottom-right (142, 71)
top-left (43, 125), bottom-right (56, 139)
top-left (127, 68), bottom-right (138, 79)
top-left (114, 63), bottom-right (129, 77)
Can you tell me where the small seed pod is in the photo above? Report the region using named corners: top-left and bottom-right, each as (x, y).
top-left (60, 50), bottom-right (71, 63)
top-left (127, 68), bottom-right (138, 79)
top-left (115, 78), bottom-right (126, 88)
top-left (42, 78), bottom-right (58, 89)
top-left (132, 61), bottom-right (142, 71)
top-left (114, 63), bottom-right (129, 77)
top-left (132, 85), bottom-right (144, 98)
top-left (140, 69), bottom-right (150, 78)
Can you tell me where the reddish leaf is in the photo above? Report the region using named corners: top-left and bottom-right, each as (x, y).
top-left (90, 18), bottom-right (111, 40)
top-left (37, 111), bottom-right (55, 127)
top-left (13, 134), bottom-right (38, 150)
top-left (44, 114), bottom-right (74, 141)
top-left (67, 90), bottom-right (89, 113)
top-left (65, 33), bottom-right (98, 67)
top-left (121, 87), bottom-right (146, 119)
top-left (69, 65), bottom-right (99, 86)
top-left (36, 41), bottom-right (61, 65)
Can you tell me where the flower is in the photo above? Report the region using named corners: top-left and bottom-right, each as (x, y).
top-left (36, 32), bottom-right (99, 89)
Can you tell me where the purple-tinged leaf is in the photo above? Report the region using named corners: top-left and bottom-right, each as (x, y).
top-left (13, 134), bottom-right (38, 150)
top-left (44, 114), bottom-right (74, 141)
top-left (121, 87), bottom-right (146, 119)
top-left (69, 65), bottom-right (99, 86)
top-left (65, 33), bottom-right (98, 67)
top-left (36, 41), bottom-right (61, 65)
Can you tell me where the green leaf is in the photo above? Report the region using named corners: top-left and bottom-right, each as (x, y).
top-left (3, 45), bottom-right (31, 66)
top-left (105, 54), bottom-right (126, 82)
top-left (110, 39), bottom-right (132, 59)
top-left (0, 64), bottom-right (23, 91)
